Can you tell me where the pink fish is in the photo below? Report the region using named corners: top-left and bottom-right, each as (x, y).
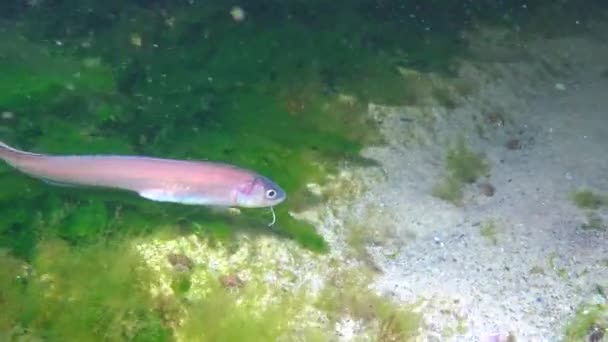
top-left (0, 140), bottom-right (286, 223)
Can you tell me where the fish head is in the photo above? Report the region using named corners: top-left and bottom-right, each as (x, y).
top-left (234, 176), bottom-right (286, 208)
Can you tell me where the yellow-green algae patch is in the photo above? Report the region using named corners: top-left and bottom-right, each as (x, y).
top-left (0, 230), bottom-right (422, 341)
top-left (0, 239), bottom-right (171, 341)
top-left (133, 234), bottom-right (327, 306)
top-left (563, 303), bottom-right (608, 341)
top-left (132, 230), bottom-right (422, 341)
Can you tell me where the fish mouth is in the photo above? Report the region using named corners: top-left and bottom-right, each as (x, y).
top-left (270, 195), bottom-right (286, 207)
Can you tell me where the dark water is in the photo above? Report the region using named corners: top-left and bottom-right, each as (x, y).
top-left (0, 1), bottom-right (605, 340)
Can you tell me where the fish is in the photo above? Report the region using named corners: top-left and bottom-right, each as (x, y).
top-left (0, 140), bottom-right (286, 225)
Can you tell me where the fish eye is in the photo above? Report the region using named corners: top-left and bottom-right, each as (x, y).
top-left (265, 189), bottom-right (277, 199)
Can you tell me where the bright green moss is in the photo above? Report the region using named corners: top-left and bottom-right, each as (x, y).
top-left (432, 137), bottom-right (489, 204)
top-left (0, 249), bottom-right (28, 333)
top-left (0, 239), bottom-right (172, 341)
top-left (61, 200), bottom-right (109, 241)
top-left (563, 304), bottom-right (607, 341)
top-left (570, 189), bottom-right (605, 210)
top-left (432, 175), bottom-right (464, 204)
top-left (0, 0), bottom-right (470, 253)
top-left (179, 279), bottom-right (306, 342)
top-left (171, 273), bottom-right (193, 296)
top-left (445, 137), bottom-right (489, 184)
top-left (0, 32), bottom-right (115, 110)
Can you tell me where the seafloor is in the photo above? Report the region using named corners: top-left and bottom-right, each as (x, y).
top-left (329, 24), bottom-right (608, 341)
top-left (0, 1), bottom-right (607, 341)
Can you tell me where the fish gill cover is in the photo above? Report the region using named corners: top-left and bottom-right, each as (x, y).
top-left (0, 0), bottom-right (602, 340)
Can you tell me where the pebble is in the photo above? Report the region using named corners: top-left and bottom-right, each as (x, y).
top-left (505, 139), bottom-right (521, 150)
top-left (478, 182), bottom-right (496, 197)
top-left (166, 253), bottom-right (194, 272)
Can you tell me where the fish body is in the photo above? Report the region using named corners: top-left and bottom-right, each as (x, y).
top-left (0, 141), bottom-right (286, 208)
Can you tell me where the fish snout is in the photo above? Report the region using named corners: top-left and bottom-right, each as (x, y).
top-left (235, 176), bottom-right (286, 208)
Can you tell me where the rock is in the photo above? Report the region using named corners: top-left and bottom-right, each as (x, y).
top-left (167, 253), bottom-right (194, 272)
top-left (505, 139), bottom-right (521, 150)
top-left (219, 274), bottom-right (244, 289)
top-left (478, 182), bottom-right (496, 197)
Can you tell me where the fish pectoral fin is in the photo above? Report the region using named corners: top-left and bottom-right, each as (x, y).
top-left (208, 206), bottom-right (241, 216)
top-left (138, 189), bottom-right (177, 203)
top-left (138, 189), bottom-right (212, 205)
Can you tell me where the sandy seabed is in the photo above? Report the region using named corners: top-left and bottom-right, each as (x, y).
top-left (314, 16), bottom-right (608, 342)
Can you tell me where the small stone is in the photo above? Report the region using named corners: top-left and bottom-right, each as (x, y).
top-left (219, 274), bottom-right (244, 289)
top-left (167, 253), bottom-right (194, 272)
top-left (588, 324), bottom-right (604, 342)
top-left (478, 182), bottom-right (495, 197)
top-left (555, 82), bottom-right (566, 91)
top-left (485, 111), bottom-right (505, 126)
top-left (505, 139), bottom-right (521, 150)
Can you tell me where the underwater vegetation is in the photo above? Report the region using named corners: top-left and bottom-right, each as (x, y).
top-left (316, 267), bottom-right (421, 341)
top-left (563, 302), bottom-right (608, 342)
top-left (0, 1), bottom-right (471, 337)
top-left (1, 0), bottom-right (604, 340)
top-left (0, 232), bottom-right (423, 341)
top-left (0, 239), bottom-right (172, 341)
top-left (570, 189), bottom-right (606, 210)
top-left (478, 219), bottom-right (499, 245)
top-left (1, 0), bottom-right (529, 259)
top-left (569, 189), bottom-right (607, 231)
top-left (432, 136), bottom-right (490, 204)
top-left (581, 213), bottom-right (607, 232)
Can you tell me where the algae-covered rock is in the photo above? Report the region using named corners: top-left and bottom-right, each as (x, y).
top-left (0, 239), bottom-right (172, 341)
top-left (131, 230), bottom-right (421, 341)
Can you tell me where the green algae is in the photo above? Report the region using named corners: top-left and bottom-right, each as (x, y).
top-left (0, 16), bottom-right (380, 254)
top-left (432, 137), bottom-right (490, 204)
top-left (479, 219), bottom-right (499, 245)
top-left (1, 1), bottom-right (591, 339)
top-left (317, 268), bottom-right (421, 340)
top-left (170, 273), bottom-right (192, 296)
top-left (0, 0), bottom-right (483, 255)
top-left (0, 239), bottom-right (172, 341)
top-left (581, 213), bottom-right (607, 232)
top-left (0, 32), bottom-right (115, 118)
top-left (568, 189), bottom-right (606, 231)
top-left (135, 233), bottom-right (315, 341)
top-left (179, 278), bottom-right (309, 342)
top-left (570, 189), bottom-right (605, 210)
top-left (125, 232), bottom-right (421, 341)
top-left (563, 303), bottom-right (608, 342)
top-left (432, 175), bottom-right (465, 205)
top-left (445, 137), bottom-right (489, 184)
